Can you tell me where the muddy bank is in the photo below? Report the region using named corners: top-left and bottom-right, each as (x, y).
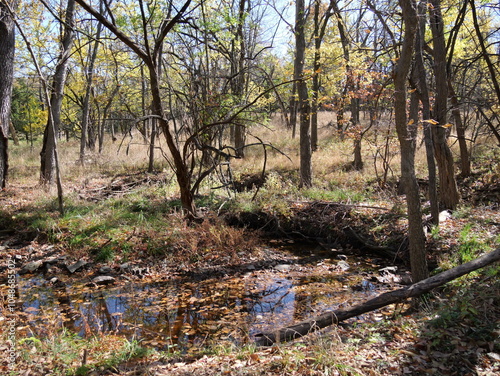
top-left (223, 200), bottom-right (403, 260)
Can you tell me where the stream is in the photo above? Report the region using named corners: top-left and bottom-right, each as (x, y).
top-left (15, 246), bottom-right (399, 352)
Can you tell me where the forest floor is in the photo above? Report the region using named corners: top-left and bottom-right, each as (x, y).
top-left (1, 129), bottom-right (500, 375)
top-left (1, 173), bottom-right (499, 376)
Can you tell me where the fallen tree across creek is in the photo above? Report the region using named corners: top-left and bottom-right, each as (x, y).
top-left (254, 247), bottom-right (500, 346)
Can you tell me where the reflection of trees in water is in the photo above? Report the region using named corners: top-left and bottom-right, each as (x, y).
top-left (244, 279), bottom-right (294, 314)
top-left (19, 270), bottom-right (362, 349)
top-left (56, 278), bottom-right (253, 347)
top-left (292, 279), bottom-right (316, 321)
top-left (64, 287), bottom-right (126, 336)
top-left (19, 278), bottom-right (65, 337)
top-left (242, 274), bottom-right (348, 331)
top-left (55, 289), bottom-right (77, 332)
top-left (164, 278), bottom-right (250, 346)
top-left (241, 277), bottom-right (297, 336)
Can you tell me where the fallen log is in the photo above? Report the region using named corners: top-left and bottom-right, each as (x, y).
top-left (254, 247), bottom-right (500, 346)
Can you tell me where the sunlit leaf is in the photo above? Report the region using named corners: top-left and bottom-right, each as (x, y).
top-left (423, 119), bottom-right (439, 124)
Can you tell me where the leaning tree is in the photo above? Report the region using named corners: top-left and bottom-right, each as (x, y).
top-left (0, 0), bottom-right (17, 189)
top-left (74, 0), bottom-right (200, 217)
top-left (393, 0), bottom-right (428, 283)
top-left (74, 0), bottom-right (282, 218)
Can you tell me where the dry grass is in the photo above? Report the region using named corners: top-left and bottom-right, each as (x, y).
top-left (7, 110), bottom-right (477, 215)
top-left (8, 111), bottom-right (449, 198)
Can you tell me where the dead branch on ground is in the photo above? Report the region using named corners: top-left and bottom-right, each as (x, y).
top-left (254, 247), bottom-right (500, 346)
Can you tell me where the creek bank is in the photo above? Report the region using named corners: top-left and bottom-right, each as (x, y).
top-left (222, 200), bottom-right (403, 261)
top-left (0, 198), bottom-right (412, 289)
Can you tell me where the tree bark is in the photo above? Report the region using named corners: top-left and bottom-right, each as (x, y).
top-left (232, 0), bottom-right (247, 158)
top-left (289, 82), bottom-right (297, 138)
top-left (394, 0), bottom-right (428, 283)
top-left (310, 1), bottom-right (321, 151)
top-left (429, 0), bottom-right (459, 210)
top-left (149, 65), bottom-right (197, 217)
top-left (9, 120), bottom-right (18, 145)
top-left (79, 0), bottom-right (104, 164)
top-left (255, 247), bottom-right (500, 346)
top-left (332, 1), bottom-right (350, 139)
top-left (148, 118), bottom-right (157, 173)
top-left (412, 0), bottom-right (439, 225)
top-left (445, 1), bottom-right (470, 178)
top-left (148, 39), bottom-right (163, 173)
top-left (448, 80), bottom-right (470, 177)
top-left (0, 0), bottom-right (17, 189)
top-left (310, 0), bottom-right (334, 152)
top-left (295, 0), bottom-right (312, 188)
top-left (98, 84), bottom-right (119, 153)
top-left (353, 137), bottom-right (363, 170)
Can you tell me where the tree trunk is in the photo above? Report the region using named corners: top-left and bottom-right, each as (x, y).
top-left (234, 124), bottom-right (245, 157)
top-left (79, 8), bottom-right (102, 165)
top-left (429, 0), bottom-right (459, 210)
top-left (310, 87), bottom-right (318, 152)
top-left (295, 0), bottom-right (312, 188)
top-left (0, 1), bottom-right (16, 189)
top-left (311, 0), bottom-right (335, 151)
top-left (289, 82), bottom-right (297, 138)
top-left (310, 1), bottom-right (321, 152)
top-left (394, 0), bottom-right (428, 283)
top-left (233, 0), bottom-right (247, 158)
top-left (353, 137), bottom-right (363, 170)
top-left (9, 121), bottom-right (18, 145)
top-left (332, 0), bottom-right (350, 141)
top-left (149, 66), bottom-right (197, 216)
top-left (148, 39), bottom-right (163, 173)
top-left (448, 80), bottom-right (470, 177)
top-left (350, 95), bottom-right (363, 170)
top-left (413, 0), bottom-right (439, 225)
top-left (148, 118), bottom-right (157, 173)
top-left (98, 85), bottom-right (119, 153)
top-left (445, 1), bottom-right (470, 178)
top-left (255, 247), bottom-right (500, 346)
top-left (40, 0), bottom-right (75, 185)
top-left (336, 105), bottom-right (345, 136)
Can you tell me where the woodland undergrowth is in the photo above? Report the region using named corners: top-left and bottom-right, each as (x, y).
top-left (1, 118), bottom-right (499, 375)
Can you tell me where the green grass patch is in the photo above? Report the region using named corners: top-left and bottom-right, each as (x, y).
top-left (457, 224), bottom-right (489, 264)
top-left (302, 186), bottom-right (366, 202)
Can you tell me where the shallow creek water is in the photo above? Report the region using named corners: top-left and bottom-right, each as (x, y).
top-left (16, 247), bottom-right (394, 351)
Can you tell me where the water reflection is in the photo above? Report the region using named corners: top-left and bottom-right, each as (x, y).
top-left (17, 257), bottom-right (384, 351)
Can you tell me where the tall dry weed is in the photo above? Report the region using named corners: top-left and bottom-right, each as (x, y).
top-left (7, 111), bottom-right (450, 204)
